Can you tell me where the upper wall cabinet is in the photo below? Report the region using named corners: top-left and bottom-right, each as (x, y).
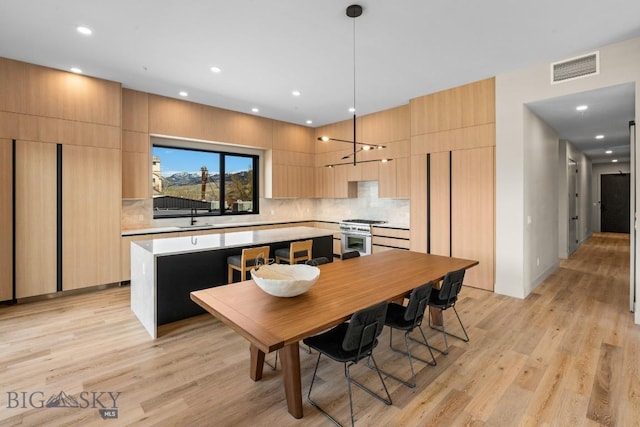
top-left (122, 89), bottom-right (150, 199)
top-left (266, 121), bottom-right (314, 198)
top-left (148, 94), bottom-right (273, 149)
top-left (0, 57), bottom-right (121, 127)
top-left (410, 78), bottom-right (495, 136)
top-left (272, 120), bottom-right (314, 153)
top-left (122, 89), bottom-right (149, 133)
top-left (361, 105), bottom-right (410, 144)
top-left (148, 95), bottom-right (206, 140)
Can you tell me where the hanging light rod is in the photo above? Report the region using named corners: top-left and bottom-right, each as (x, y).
top-left (321, 4), bottom-right (389, 168)
top-left (317, 135), bottom-right (385, 149)
top-left (326, 158), bottom-right (392, 168)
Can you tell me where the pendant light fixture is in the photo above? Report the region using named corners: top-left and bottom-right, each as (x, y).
top-left (321, 4), bottom-right (390, 168)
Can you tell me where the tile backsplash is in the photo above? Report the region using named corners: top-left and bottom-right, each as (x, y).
top-left (122, 181), bottom-right (409, 229)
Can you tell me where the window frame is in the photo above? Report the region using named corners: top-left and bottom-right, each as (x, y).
top-left (151, 142), bottom-right (260, 219)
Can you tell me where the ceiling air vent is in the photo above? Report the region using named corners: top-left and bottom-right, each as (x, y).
top-left (551, 51), bottom-right (599, 84)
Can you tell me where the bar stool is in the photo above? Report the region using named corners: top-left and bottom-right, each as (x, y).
top-left (274, 239), bottom-right (312, 264)
top-left (227, 246), bottom-right (270, 284)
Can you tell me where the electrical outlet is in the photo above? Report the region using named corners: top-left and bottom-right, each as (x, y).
top-left (536, 257), bottom-right (540, 266)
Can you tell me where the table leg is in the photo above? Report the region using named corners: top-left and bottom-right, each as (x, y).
top-left (280, 342), bottom-right (303, 419)
top-left (430, 307), bottom-right (443, 326)
top-left (250, 344), bottom-right (265, 381)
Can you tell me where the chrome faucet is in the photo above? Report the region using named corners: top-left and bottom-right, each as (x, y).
top-left (190, 208), bottom-right (197, 225)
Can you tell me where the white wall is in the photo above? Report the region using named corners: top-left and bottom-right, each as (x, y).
top-left (591, 162), bottom-right (631, 232)
top-left (495, 36), bottom-right (640, 301)
top-left (558, 140), bottom-right (592, 259)
top-left (523, 107), bottom-right (560, 294)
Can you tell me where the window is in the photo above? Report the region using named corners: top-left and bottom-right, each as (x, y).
top-left (152, 145), bottom-right (258, 218)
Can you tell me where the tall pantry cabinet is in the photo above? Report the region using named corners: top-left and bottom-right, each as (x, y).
top-left (0, 57), bottom-right (122, 300)
top-left (410, 78), bottom-right (496, 291)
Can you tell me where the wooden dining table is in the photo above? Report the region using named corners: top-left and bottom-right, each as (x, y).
top-left (190, 249), bottom-right (478, 419)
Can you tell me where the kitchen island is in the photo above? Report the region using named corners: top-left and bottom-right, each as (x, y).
top-left (131, 226), bottom-right (333, 338)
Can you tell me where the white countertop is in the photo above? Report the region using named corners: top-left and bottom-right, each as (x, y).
top-left (122, 219), bottom-right (317, 236)
top-left (132, 226), bottom-right (334, 256)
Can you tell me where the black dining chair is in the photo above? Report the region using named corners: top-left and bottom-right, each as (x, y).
top-left (306, 256), bottom-right (330, 266)
top-left (378, 282), bottom-right (436, 388)
top-left (427, 268), bottom-right (469, 354)
top-left (303, 301), bottom-right (391, 427)
top-left (341, 251), bottom-right (360, 260)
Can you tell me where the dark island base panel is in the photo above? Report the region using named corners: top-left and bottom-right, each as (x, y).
top-left (156, 235), bottom-right (333, 325)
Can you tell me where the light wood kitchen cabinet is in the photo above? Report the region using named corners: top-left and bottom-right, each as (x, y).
top-left (63, 145), bottom-right (121, 290)
top-left (122, 130), bottom-right (150, 199)
top-left (428, 152), bottom-right (451, 257)
top-left (268, 122), bottom-right (315, 198)
top-left (0, 139), bottom-right (13, 301)
top-left (332, 165), bottom-right (357, 198)
top-left (0, 57), bottom-right (121, 127)
top-left (451, 146), bottom-right (494, 291)
top-left (122, 89), bottom-right (151, 199)
top-left (122, 89), bottom-right (149, 133)
top-left (15, 140), bottom-right (58, 298)
top-left (411, 78), bottom-right (495, 135)
top-left (372, 226), bottom-right (411, 252)
top-left (347, 161), bottom-right (378, 183)
top-left (409, 78), bottom-right (495, 290)
top-left (148, 94), bottom-right (274, 149)
top-left (270, 164), bottom-right (315, 198)
top-left (378, 157), bottom-right (410, 199)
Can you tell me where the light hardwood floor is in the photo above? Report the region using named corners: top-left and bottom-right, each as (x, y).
top-left (1, 233), bottom-right (638, 426)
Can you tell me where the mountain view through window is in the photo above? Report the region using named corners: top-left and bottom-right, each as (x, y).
top-left (152, 145), bottom-right (258, 218)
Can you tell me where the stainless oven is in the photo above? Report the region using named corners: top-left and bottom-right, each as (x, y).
top-left (339, 219), bottom-right (385, 256)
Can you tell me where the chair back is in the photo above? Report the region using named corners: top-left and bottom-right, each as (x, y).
top-left (341, 251), bottom-right (360, 260)
top-left (437, 269), bottom-right (465, 308)
top-left (242, 246), bottom-right (270, 267)
top-left (404, 282), bottom-right (433, 328)
top-left (342, 302), bottom-right (387, 360)
top-left (306, 256), bottom-right (330, 266)
top-left (290, 239), bottom-right (313, 263)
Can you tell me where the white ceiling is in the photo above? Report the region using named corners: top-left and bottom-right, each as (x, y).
top-left (527, 83), bottom-right (635, 164)
top-left (1, 1), bottom-right (639, 160)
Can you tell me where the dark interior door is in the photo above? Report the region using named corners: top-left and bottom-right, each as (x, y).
top-left (601, 173), bottom-right (630, 233)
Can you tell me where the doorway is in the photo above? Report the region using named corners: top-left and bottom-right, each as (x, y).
top-left (601, 173), bottom-right (630, 233)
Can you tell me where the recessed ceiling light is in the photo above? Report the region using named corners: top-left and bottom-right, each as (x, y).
top-left (306, 120), bottom-right (313, 125)
top-left (595, 135), bottom-right (604, 139)
top-left (605, 149), bottom-right (613, 154)
top-left (210, 66), bottom-right (221, 73)
top-left (70, 67), bottom-right (82, 74)
top-left (292, 90), bottom-right (301, 97)
top-left (576, 105), bottom-right (588, 111)
top-left (76, 26), bottom-right (92, 35)
top-left (179, 91), bottom-right (188, 97)
top-left (612, 159), bottom-right (618, 163)
top-left (348, 107), bottom-right (355, 113)
top-left (251, 107), bottom-right (259, 113)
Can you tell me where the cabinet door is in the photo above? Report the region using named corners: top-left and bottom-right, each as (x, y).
top-left (0, 139), bottom-right (13, 301)
top-left (63, 145), bottom-right (121, 290)
top-left (15, 140), bottom-right (58, 298)
top-left (429, 152), bottom-right (451, 256)
top-left (451, 146), bottom-right (494, 291)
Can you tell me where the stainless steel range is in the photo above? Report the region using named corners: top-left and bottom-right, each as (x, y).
top-left (340, 219), bottom-right (386, 256)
